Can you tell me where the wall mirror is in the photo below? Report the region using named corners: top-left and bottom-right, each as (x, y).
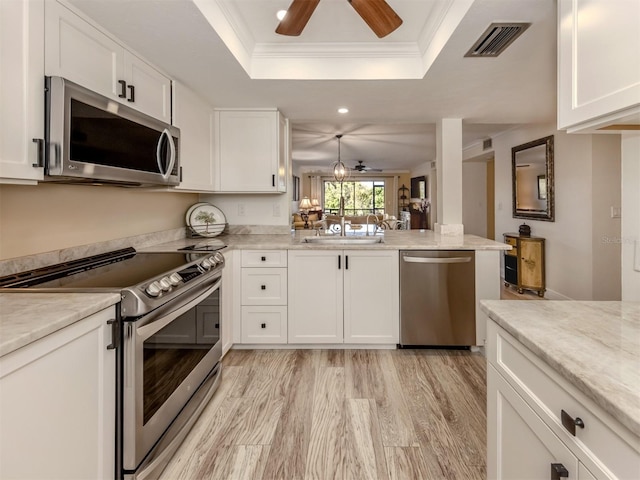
top-left (411, 176), bottom-right (426, 198)
top-left (512, 135), bottom-right (554, 222)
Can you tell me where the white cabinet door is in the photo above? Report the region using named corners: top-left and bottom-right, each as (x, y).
top-left (221, 251), bottom-right (235, 355)
top-left (214, 109), bottom-right (287, 193)
top-left (45, 1), bottom-right (171, 121)
top-left (344, 250), bottom-right (399, 344)
top-left (45, 0), bottom-right (124, 99)
top-left (0, 0), bottom-right (45, 184)
top-left (241, 268), bottom-right (287, 305)
top-left (241, 306), bottom-right (288, 343)
top-left (288, 250), bottom-right (343, 343)
top-left (557, 0), bottom-right (640, 131)
top-left (172, 82), bottom-right (215, 192)
top-left (0, 307), bottom-right (116, 479)
top-left (124, 51), bottom-right (171, 123)
top-left (488, 365), bottom-right (579, 480)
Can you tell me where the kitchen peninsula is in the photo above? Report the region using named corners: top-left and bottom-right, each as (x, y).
top-left (482, 300), bottom-right (640, 479)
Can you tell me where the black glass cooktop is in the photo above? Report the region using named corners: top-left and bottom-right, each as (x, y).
top-left (0, 248), bottom-right (208, 289)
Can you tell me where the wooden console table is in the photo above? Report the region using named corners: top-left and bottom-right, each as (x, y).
top-left (503, 233), bottom-right (545, 297)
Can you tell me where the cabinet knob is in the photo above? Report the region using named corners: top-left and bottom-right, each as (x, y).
top-left (261, 323), bottom-right (266, 329)
top-left (261, 256), bottom-right (266, 262)
top-left (550, 463), bottom-right (569, 480)
top-left (261, 285), bottom-right (266, 290)
top-left (561, 409), bottom-right (585, 436)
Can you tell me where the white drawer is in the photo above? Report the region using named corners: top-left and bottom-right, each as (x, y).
top-left (241, 306), bottom-right (287, 344)
top-left (487, 321), bottom-right (640, 480)
top-left (241, 250), bottom-right (287, 268)
top-left (241, 268), bottom-right (287, 305)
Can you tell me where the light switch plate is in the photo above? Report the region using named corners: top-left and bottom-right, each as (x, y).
top-left (635, 240), bottom-right (640, 272)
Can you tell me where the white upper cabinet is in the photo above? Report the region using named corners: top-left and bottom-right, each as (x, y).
top-left (172, 82), bottom-right (215, 192)
top-left (45, 1), bottom-right (171, 122)
top-left (0, 0), bottom-right (45, 184)
top-left (213, 109), bottom-right (288, 193)
top-left (557, 0), bottom-right (640, 132)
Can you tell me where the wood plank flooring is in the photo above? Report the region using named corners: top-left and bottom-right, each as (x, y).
top-left (160, 349), bottom-right (486, 480)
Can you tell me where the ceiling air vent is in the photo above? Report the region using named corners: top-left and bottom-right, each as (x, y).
top-left (465, 23), bottom-right (530, 58)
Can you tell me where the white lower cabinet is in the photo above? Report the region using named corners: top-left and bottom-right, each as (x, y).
top-left (0, 306), bottom-right (116, 479)
top-left (487, 320), bottom-right (639, 480)
top-left (240, 250), bottom-right (288, 344)
top-left (221, 251), bottom-right (234, 355)
top-left (288, 250), bottom-right (399, 344)
top-left (488, 365), bottom-right (583, 479)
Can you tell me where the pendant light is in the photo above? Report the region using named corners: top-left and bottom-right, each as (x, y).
top-left (332, 134), bottom-right (348, 182)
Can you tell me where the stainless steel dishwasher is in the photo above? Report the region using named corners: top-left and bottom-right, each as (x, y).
top-left (399, 250), bottom-right (475, 347)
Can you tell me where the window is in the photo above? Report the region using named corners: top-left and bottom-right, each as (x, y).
top-left (323, 180), bottom-right (385, 215)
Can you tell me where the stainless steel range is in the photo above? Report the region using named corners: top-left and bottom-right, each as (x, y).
top-left (0, 247), bottom-right (225, 480)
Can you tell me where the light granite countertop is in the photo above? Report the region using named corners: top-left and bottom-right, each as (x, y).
top-left (0, 293), bottom-right (120, 357)
top-left (139, 230), bottom-right (511, 252)
top-left (480, 300), bottom-right (640, 437)
top-left (0, 230), bottom-right (507, 358)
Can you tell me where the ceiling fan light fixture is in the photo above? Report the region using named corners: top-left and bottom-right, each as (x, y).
top-left (338, 107), bottom-right (349, 114)
top-left (276, 10), bottom-right (287, 21)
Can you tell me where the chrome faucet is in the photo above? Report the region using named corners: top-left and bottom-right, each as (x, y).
top-left (338, 196), bottom-right (346, 236)
top-left (366, 214), bottom-right (379, 236)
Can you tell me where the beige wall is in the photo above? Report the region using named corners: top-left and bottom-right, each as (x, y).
top-left (462, 161), bottom-right (487, 237)
top-left (494, 124), bottom-right (622, 300)
top-left (0, 184), bottom-right (197, 260)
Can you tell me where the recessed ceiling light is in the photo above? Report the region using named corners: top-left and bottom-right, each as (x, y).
top-left (338, 107), bottom-right (349, 114)
top-left (276, 10), bottom-right (287, 21)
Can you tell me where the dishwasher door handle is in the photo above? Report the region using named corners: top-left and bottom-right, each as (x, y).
top-left (402, 256), bottom-right (471, 264)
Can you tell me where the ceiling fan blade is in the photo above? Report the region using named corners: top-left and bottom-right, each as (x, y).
top-left (275, 0), bottom-right (320, 36)
top-left (348, 0), bottom-right (403, 38)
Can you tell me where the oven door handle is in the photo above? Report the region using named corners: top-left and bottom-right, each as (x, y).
top-left (135, 277), bottom-right (221, 340)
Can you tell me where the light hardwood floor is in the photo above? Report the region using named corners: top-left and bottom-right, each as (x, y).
top-left (160, 349), bottom-right (487, 480)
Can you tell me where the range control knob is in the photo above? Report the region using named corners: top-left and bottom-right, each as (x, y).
top-left (159, 277), bottom-right (172, 291)
top-left (214, 252), bottom-right (225, 265)
top-left (168, 273), bottom-right (182, 286)
top-left (208, 255), bottom-right (218, 267)
top-left (146, 282), bottom-right (162, 297)
top-left (200, 258), bottom-right (212, 270)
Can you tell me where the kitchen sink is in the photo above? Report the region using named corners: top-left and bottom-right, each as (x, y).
top-left (303, 235), bottom-right (383, 245)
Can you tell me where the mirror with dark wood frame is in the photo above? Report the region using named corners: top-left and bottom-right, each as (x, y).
top-left (512, 135), bottom-right (554, 222)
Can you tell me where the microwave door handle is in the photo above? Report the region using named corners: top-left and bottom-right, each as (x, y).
top-left (156, 129), bottom-right (176, 179)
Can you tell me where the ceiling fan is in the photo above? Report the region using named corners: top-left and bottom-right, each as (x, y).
top-left (276, 0), bottom-right (403, 38)
top-left (354, 160), bottom-right (382, 172)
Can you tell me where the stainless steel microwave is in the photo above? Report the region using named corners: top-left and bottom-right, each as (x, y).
top-left (44, 76), bottom-right (180, 186)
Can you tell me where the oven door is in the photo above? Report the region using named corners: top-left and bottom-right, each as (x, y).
top-left (122, 276), bottom-right (222, 474)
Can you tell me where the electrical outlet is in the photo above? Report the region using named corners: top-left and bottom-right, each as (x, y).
top-left (273, 204), bottom-right (281, 217)
top-left (238, 204), bottom-right (245, 216)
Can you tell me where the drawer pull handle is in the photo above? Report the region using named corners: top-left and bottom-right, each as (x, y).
top-left (561, 409), bottom-right (585, 436)
top-left (261, 285), bottom-right (266, 290)
top-left (261, 256), bottom-right (266, 262)
top-left (261, 323), bottom-right (266, 329)
top-left (550, 463), bottom-right (569, 480)
top-left (215, 323), bottom-right (219, 329)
